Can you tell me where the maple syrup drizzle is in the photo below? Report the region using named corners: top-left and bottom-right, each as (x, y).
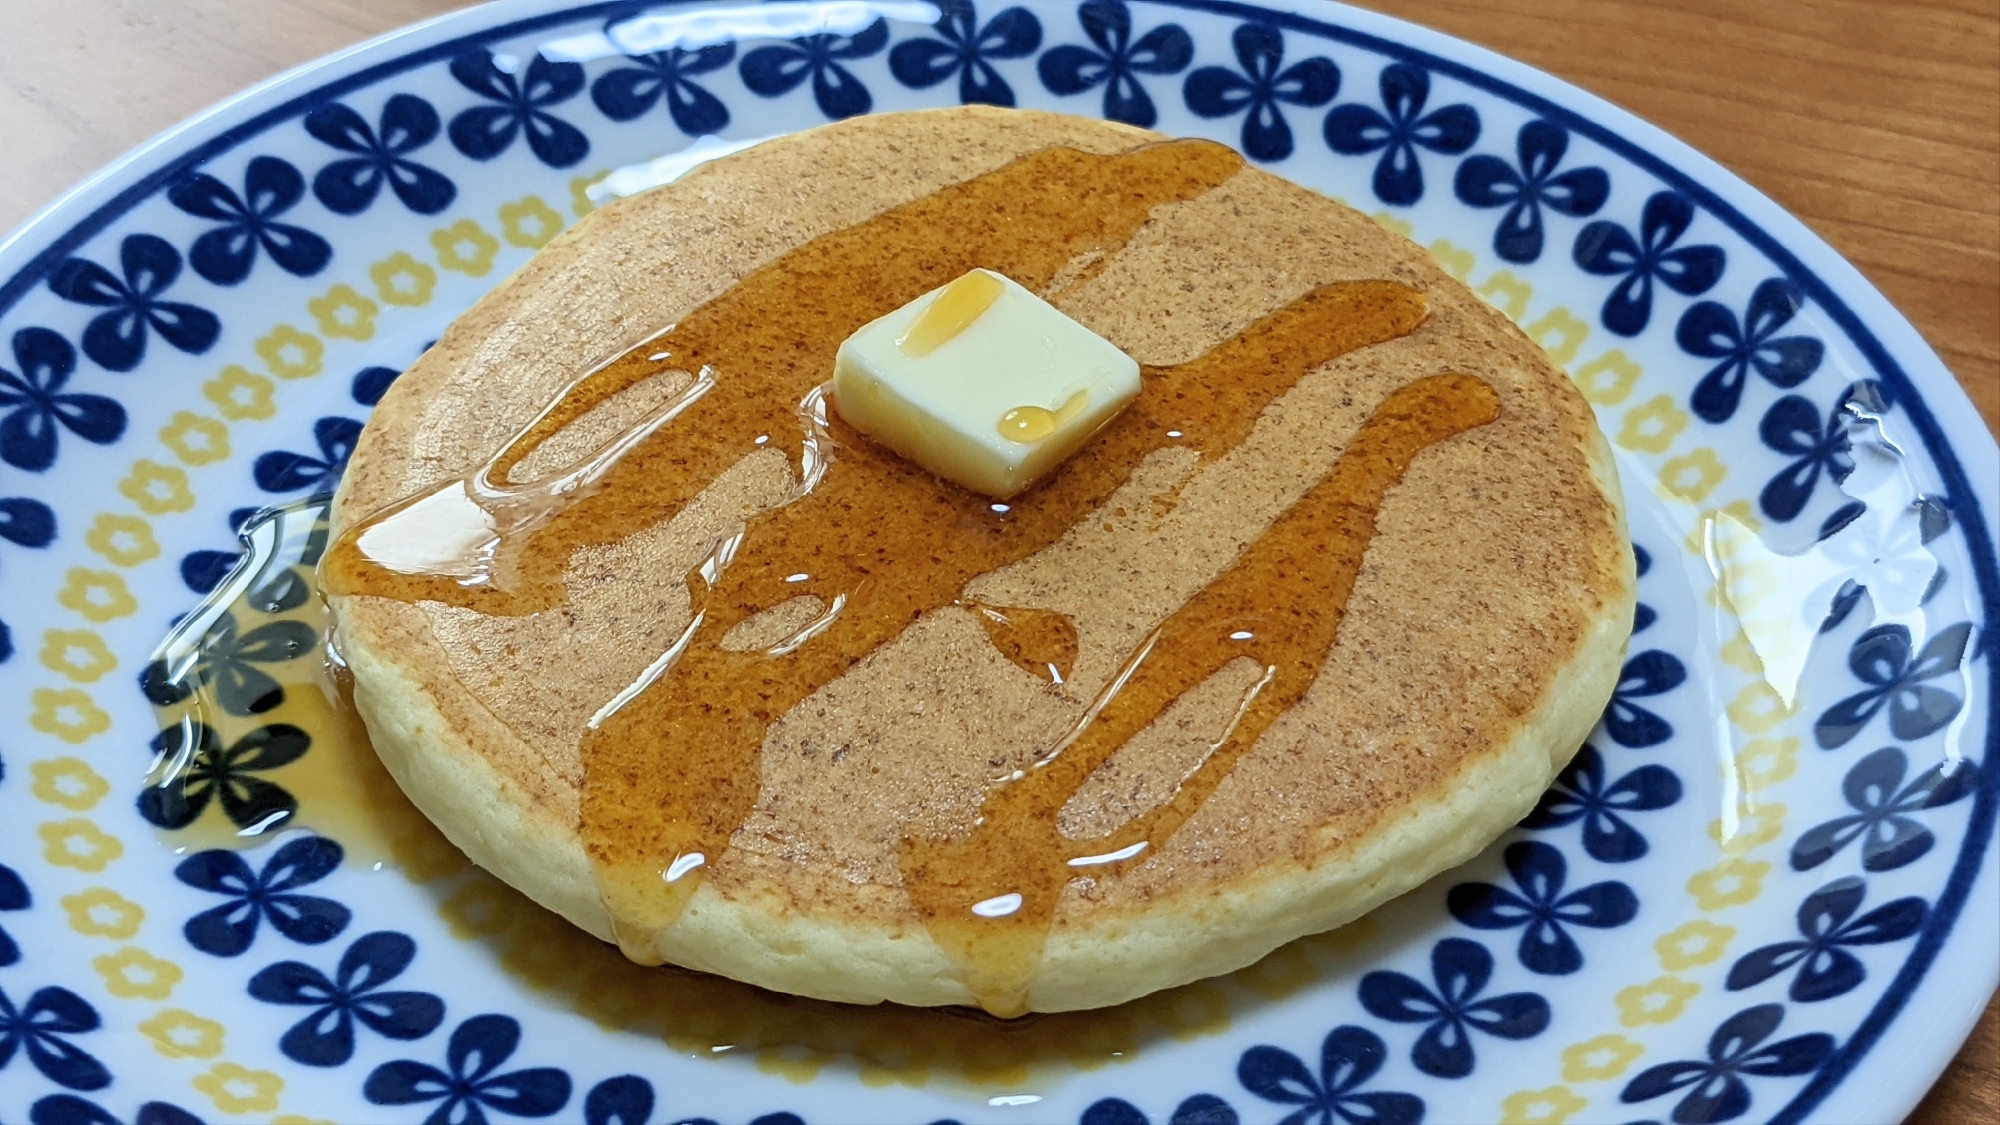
top-left (324, 139), bottom-right (1246, 614)
top-left (323, 138), bottom-right (1495, 1015)
top-left (900, 374), bottom-right (1500, 1014)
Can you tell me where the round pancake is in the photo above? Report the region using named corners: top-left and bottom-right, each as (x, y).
top-left (328, 105), bottom-right (1635, 1014)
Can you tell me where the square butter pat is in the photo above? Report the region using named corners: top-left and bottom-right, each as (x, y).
top-left (832, 269), bottom-right (1141, 499)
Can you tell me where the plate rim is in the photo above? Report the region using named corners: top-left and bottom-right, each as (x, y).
top-left (0, 1), bottom-right (1991, 1120)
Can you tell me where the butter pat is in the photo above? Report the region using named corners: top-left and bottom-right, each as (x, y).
top-left (832, 269), bottom-right (1140, 498)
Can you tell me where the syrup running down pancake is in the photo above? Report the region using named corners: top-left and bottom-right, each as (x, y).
top-left (326, 106), bottom-right (1634, 1015)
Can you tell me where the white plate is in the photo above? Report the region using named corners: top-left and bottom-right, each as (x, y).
top-left (0, 2), bottom-right (1991, 1122)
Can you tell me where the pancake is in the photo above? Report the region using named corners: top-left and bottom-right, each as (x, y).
top-left (325, 105), bottom-right (1635, 1015)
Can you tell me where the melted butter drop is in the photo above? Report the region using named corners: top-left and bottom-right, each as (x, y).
top-left (998, 390), bottom-right (1088, 444)
top-left (898, 269), bottom-right (1005, 357)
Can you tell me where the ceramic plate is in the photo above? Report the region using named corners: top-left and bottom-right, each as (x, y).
top-left (0, 2), bottom-right (1991, 1122)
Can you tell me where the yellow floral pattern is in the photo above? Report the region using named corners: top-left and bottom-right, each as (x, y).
top-left (1658, 448), bottom-right (1726, 503)
top-left (1655, 920), bottom-right (1736, 971)
top-left (309, 283), bottom-right (379, 341)
top-left (84, 512), bottom-right (158, 565)
top-left (195, 1062), bottom-right (285, 1114)
top-left (57, 567), bottom-right (137, 622)
top-left (29, 757), bottom-right (110, 810)
top-left (501, 195), bottom-right (565, 248)
top-left (38, 819), bottom-right (123, 871)
top-left (94, 946), bottom-right (184, 999)
top-left (203, 364), bottom-right (278, 420)
top-left (39, 629), bottom-right (116, 682)
top-left (141, 1008), bottom-right (225, 1059)
top-left (257, 325), bottom-right (325, 379)
top-left (1500, 1085), bottom-right (1588, 1125)
top-left (433, 218), bottom-right (501, 276)
top-left (1736, 736), bottom-right (1801, 792)
top-left (371, 250), bottom-right (438, 307)
top-left (1617, 976), bottom-right (1701, 1027)
top-left (1615, 394), bottom-right (1690, 454)
top-left (1710, 803), bottom-right (1787, 856)
top-left (158, 411), bottom-right (231, 466)
top-left (1726, 681), bottom-right (1798, 734)
top-left (29, 688), bottom-right (111, 743)
top-left (1526, 307), bottom-right (1589, 366)
top-left (1561, 1033), bottom-right (1645, 1081)
top-left (1572, 349), bottom-right (1640, 406)
top-left (61, 887), bottom-right (144, 939)
top-left (1689, 858), bottom-right (1771, 911)
top-left (118, 459), bottom-right (195, 515)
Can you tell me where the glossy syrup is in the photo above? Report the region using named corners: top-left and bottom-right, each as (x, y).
top-left (321, 139), bottom-right (1501, 1016)
top-left (140, 499), bottom-right (470, 876)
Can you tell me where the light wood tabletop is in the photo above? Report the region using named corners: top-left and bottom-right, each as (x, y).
top-left (0, 1), bottom-right (1992, 1120)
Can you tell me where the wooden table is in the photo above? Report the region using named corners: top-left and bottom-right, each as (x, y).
top-left (0, 1), bottom-right (1992, 1119)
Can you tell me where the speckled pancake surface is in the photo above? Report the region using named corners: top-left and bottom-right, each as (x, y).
top-left (327, 105), bottom-right (1634, 1014)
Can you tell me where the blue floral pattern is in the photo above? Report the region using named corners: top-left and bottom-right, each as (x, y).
top-left (1323, 63), bottom-right (1477, 203)
top-left (1792, 746), bottom-right (1980, 873)
top-left (890, 0), bottom-right (1043, 107)
top-left (0, 859), bottom-right (28, 966)
top-left (137, 721), bottom-right (311, 832)
top-left (1681, 277), bottom-right (1824, 423)
top-left (1815, 622), bottom-right (1972, 748)
top-left (174, 835), bottom-right (350, 957)
top-left (0, 983), bottom-right (109, 1091)
top-left (365, 1014), bottom-right (572, 1123)
top-left (250, 930), bottom-right (446, 1066)
top-left (140, 609), bottom-right (316, 715)
top-left (1183, 24), bottom-right (1336, 162)
top-left (1453, 120), bottom-right (1607, 263)
top-left (1603, 649), bottom-right (1686, 748)
top-left (1237, 1025), bottom-right (1423, 1124)
top-left (1523, 744), bottom-right (1683, 862)
top-left (352, 364), bottom-right (403, 406)
top-left (740, 19), bottom-right (888, 119)
top-left (1726, 877), bottom-right (1925, 1002)
top-left (1619, 1004), bottom-right (1833, 1124)
top-left (448, 52), bottom-right (591, 168)
top-left (307, 94), bottom-right (457, 215)
top-left (1448, 841), bottom-right (1639, 974)
top-left (253, 416), bottom-right (363, 497)
top-left (1573, 191), bottom-right (1725, 336)
top-left (0, 327), bottom-right (124, 472)
top-left (592, 46), bottom-right (735, 136)
top-left (168, 156), bottom-right (332, 285)
top-left (1757, 383), bottom-right (1871, 523)
top-left (47, 235), bottom-right (220, 372)
top-left (1358, 937), bottom-right (1551, 1077)
top-left (1039, 0), bottom-right (1193, 128)
top-left (581, 1076), bottom-right (652, 1125)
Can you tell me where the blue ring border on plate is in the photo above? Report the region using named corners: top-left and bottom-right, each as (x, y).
top-left (0, 1), bottom-right (1989, 1118)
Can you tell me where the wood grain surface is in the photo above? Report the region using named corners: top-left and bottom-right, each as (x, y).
top-left (0, 1), bottom-right (1992, 1120)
